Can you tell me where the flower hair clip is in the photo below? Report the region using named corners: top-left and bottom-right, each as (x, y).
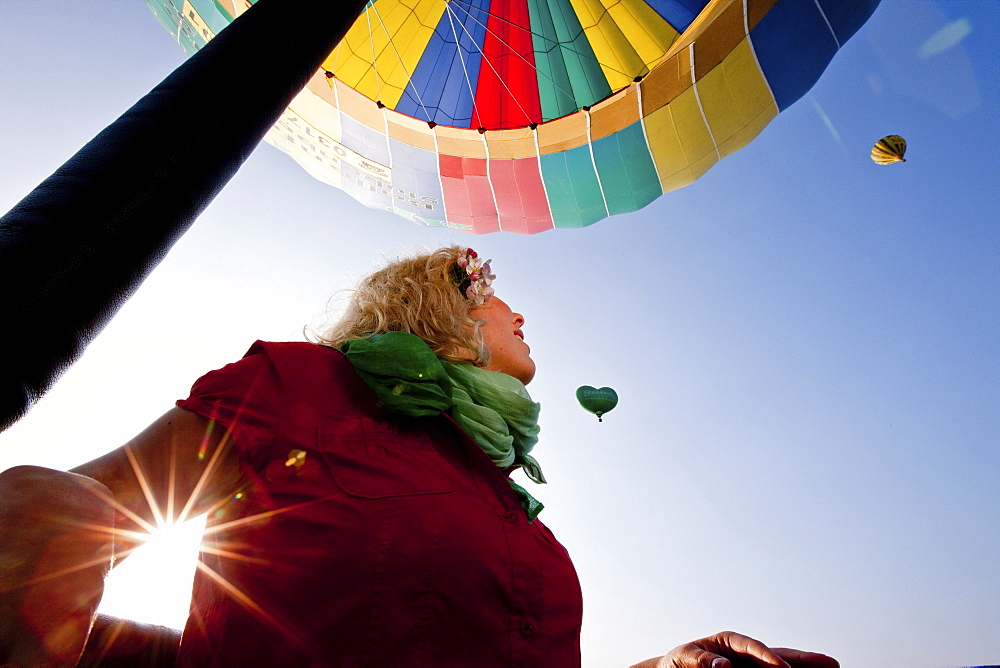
top-left (450, 247), bottom-right (495, 306)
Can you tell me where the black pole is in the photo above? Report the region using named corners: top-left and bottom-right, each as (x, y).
top-left (0, 0), bottom-right (368, 431)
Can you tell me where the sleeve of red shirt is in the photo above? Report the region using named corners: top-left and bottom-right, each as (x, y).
top-left (176, 341), bottom-right (282, 471)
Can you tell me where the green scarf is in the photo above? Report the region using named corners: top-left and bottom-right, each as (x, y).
top-left (339, 332), bottom-right (545, 521)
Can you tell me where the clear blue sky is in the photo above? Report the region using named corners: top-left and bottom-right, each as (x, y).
top-left (1, 1), bottom-right (997, 666)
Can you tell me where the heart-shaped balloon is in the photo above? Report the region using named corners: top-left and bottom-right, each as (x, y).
top-left (575, 386), bottom-right (618, 422)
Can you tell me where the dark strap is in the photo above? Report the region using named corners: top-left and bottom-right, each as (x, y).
top-left (0, 0), bottom-right (368, 431)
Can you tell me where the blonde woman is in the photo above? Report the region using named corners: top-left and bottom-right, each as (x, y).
top-left (0, 246), bottom-right (837, 668)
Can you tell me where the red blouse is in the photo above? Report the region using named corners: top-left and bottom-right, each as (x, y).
top-left (174, 341), bottom-right (583, 667)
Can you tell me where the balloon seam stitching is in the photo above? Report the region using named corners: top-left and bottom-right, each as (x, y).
top-left (445, 3), bottom-right (485, 127)
top-left (445, 2), bottom-right (479, 128)
top-left (688, 43), bottom-right (721, 161)
top-left (635, 79), bottom-right (663, 186)
top-left (450, 0), bottom-right (580, 111)
top-left (450, 0), bottom-right (628, 83)
top-left (532, 127), bottom-right (555, 230)
top-left (742, 0), bottom-right (777, 109)
top-left (584, 108), bottom-right (611, 217)
top-left (365, 6), bottom-right (385, 105)
top-left (371, 0), bottom-right (432, 119)
top-left (481, 131), bottom-right (503, 231)
top-left (430, 126), bottom-right (451, 228)
top-left (811, 0), bottom-right (841, 49)
top-left (379, 104), bottom-right (397, 217)
top-left (469, 7), bottom-right (536, 128)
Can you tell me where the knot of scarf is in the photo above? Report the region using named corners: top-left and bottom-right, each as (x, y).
top-left (339, 332), bottom-right (545, 521)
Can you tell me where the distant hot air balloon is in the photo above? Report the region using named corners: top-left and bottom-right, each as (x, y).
top-left (144, 0), bottom-right (882, 233)
top-left (871, 135), bottom-right (907, 164)
top-left (576, 386), bottom-right (618, 422)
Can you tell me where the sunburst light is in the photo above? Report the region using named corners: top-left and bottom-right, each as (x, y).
top-left (91, 427), bottom-right (318, 643)
top-left (98, 515), bottom-right (205, 629)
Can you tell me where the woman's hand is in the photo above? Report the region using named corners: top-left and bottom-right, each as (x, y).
top-left (631, 631), bottom-right (839, 668)
top-left (0, 466), bottom-right (115, 667)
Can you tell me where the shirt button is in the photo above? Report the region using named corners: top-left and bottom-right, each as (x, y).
top-left (503, 511), bottom-right (518, 523)
top-left (519, 622), bottom-right (534, 636)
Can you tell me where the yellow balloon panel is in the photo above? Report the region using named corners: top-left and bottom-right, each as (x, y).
top-left (641, 102), bottom-right (692, 192)
top-left (697, 39), bottom-right (777, 159)
top-left (602, 0), bottom-right (683, 69)
top-left (325, 0), bottom-right (447, 106)
top-left (567, 0), bottom-right (677, 90)
top-left (644, 84), bottom-right (717, 187)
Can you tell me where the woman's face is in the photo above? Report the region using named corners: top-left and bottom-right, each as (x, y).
top-left (471, 297), bottom-right (536, 385)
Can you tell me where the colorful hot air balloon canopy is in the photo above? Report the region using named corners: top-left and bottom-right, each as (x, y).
top-left (144, 0), bottom-right (881, 233)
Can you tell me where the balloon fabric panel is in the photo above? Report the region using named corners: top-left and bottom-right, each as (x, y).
top-left (566, 0), bottom-right (674, 91)
top-left (539, 146), bottom-right (607, 228)
top-left (300, 78), bottom-right (348, 141)
top-left (689, 0), bottom-right (746, 78)
top-left (592, 121), bottom-right (660, 215)
top-left (599, 0), bottom-right (685, 71)
top-left (489, 158), bottom-right (554, 233)
top-left (697, 39), bottom-right (777, 160)
top-left (145, 0), bottom-right (207, 54)
top-left (536, 110), bottom-right (589, 154)
top-left (439, 154), bottom-right (498, 233)
top-left (386, 137), bottom-right (447, 222)
top-left (337, 112), bottom-right (394, 210)
top-left (186, 0), bottom-right (231, 35)
top-left (645, 86), bottom-right (716, 188)
top-left (396, 0), bottom-right (490, 126)
top-left (327, 0), bottom-right (447, 108)
top-left (435, 123), bottom-right (488, 157)
top-left (265, 107), bottom-right (346, 189)
top-left (484, 127), bottom-right (538, 160)
top-left (816, 0), bottom-right (882, 45)
top-left (642, 0), bottom-right (710, 30)
top-left (473, 0), bottom-right (543, 129)
top-left (339, 112), bottom-right (391, 167)
top-left (589, 84), bottom-right (641, 141)
top-left (750, 0), bottom-right (841, 111)
top-left (527, 0), bottom-right (610, 122)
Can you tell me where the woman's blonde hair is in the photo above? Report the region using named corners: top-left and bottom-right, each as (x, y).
top-left (313, 246), bottom-right (491, 366)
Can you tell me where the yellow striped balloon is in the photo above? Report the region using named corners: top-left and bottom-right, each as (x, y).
top-left (871, 135), bottom-right (907, 165)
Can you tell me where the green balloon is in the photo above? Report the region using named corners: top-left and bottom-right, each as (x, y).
top-left (576, 386), bottom-right (618, 422)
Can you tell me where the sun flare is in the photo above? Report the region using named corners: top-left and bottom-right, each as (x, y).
top-left (97, 515), bottom-right (206, 629)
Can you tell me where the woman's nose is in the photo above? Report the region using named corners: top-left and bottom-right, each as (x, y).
top-left (512, 312), bottom-right (525, 327)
